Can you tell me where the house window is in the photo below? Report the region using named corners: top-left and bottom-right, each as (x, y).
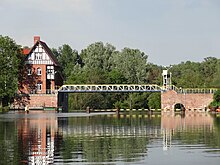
top-left (37, 67), bottom-right (42, 75)
top-left (37, 82), bottom-right (42, 91)
top-left (28, 68), bottom-right (32, 75)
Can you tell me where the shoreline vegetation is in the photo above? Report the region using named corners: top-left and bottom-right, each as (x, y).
top-left (0, 35), bottom-right (220, 112)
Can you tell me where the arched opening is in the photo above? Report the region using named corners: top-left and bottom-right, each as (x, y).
top-left (174, 103), bottom-right (185, 111)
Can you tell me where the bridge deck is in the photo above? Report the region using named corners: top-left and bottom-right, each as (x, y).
top-left (58, 84), bottom-right (164, 93)
top-left (58, 84), bottom-right (218, 94)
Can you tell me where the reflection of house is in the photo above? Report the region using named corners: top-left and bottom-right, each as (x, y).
top-left (20, 36), bottom-right (63, 94)
top-left (14, 36), bottom-right (63, 109)
top-left (17, 113), bottom-right (60, 164)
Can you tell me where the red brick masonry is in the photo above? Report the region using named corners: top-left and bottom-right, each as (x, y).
top-left (161, 90), bottom-right (213, 111)
top-left (13, 94), bottom-right (58, 109)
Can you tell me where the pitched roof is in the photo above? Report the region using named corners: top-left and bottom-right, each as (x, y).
top-left (26, 40), bottom-right (59, 66)
top-left (39, 41), bottom-right (59, 66)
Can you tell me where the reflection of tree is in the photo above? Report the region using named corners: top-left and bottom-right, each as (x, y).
top-left (0, 120), bottom-right (19, 164)
top-left (58, 115), bottom-right (161, 163)
top-left (212, 116), bottom-right (220, 148)
top-left (61, 135), bottom-right (148, 162)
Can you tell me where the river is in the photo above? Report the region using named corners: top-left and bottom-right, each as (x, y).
top-left (0, 111), bottom-right (220, 164)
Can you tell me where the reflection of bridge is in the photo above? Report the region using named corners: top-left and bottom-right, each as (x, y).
top-left (59, 115), bottom-right (161, 137)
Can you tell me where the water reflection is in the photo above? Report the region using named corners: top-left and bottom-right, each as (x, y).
top-left (56, 115), bottom-right (156, 163)
top-left (17, 114), bottom-right (58, 164)
top-left (0, 112), bottom-right (220, 164)
top-left (161, 113), bottom-right (214, 151)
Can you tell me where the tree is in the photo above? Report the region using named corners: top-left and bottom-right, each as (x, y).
top-left (211, 60), bottom-right (220, 88)
top-left (147, 93), bottom-right (161, 109)
top-left (209, 89), bottom-right (220, 110)
top-left (111, 48), bottom-right (148, 84)
top-left (0, 36), bottom-right (22, 109)
top-left (80, 42), bottom-right (116, 73)
top-left (170, 57), bottom-right (220, 88)
top-left (146, 63), bottom-right (162, 85)
top-left (52, 44), bottom-right (79, 81)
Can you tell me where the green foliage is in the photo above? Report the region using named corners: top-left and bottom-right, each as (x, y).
top-left (209, 89), bottom-right (220, 109)
top-left (170, 57), bottom-right (220, 88)
top-left (111, 48), bottom-right (148, 84)
top-left (62, 42), bottom-right (151, 110)
top-left (211, 61), bottom-right (220, 88)
top-left (147, 93), bottom-right (161, 109)
top-left (52, 44), bottom-right (79, 81)
top-left (0, 35), bottom-right (22, 107)
top-left (146, 63), bottom-right (162, 85)
top-left (52, 40), bottom-right (219, 110)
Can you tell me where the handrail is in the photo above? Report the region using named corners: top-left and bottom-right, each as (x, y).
top-left (58, 84), bottom-right (218, 94)
top-left (58, 84), bottom-right (164, 93)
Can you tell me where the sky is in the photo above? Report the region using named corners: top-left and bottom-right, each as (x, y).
top-left (1, 0), bottom-right (220, 66)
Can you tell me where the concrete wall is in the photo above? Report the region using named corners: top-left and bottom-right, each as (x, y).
top-left (161, 90), bottom-right (213, 111)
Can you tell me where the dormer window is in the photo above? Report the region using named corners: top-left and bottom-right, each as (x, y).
top-left (37, 67), bottom-right (42, 75)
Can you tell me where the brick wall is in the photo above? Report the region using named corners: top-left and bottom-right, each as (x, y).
top-left (13, 94), bottom-right (58, 109)
top-left (161, 90), bottom-right (213, 111)
top-left (29, 94), bottom-right (57, 108)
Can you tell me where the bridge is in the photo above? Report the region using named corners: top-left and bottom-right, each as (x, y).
top-left (58, 84), bottom-right (217, 94)
top-left (58, 84), bottom-right (164, 93)
top-left (57, 83), bottom-right (218, 112)
top-left (56, 70), bottom-right (218, 112)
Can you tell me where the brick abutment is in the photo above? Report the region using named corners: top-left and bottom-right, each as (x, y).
top-left (12, 90), bottom-right (214, 111)
top-left (12, 94), bottom-right (57, 109)
top-left (161, 90), bottom-right (213, 111)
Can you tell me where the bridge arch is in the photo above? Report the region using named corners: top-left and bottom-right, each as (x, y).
top-left (174, 103), bottom-right (185, 111)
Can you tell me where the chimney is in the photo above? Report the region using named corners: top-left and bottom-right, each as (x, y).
top-left (34, 36), bottom-right (40, 44)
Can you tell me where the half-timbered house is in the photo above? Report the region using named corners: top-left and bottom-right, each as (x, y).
top-left (14, 36), bottom-right (63, 109)
top-left (20, 36), bottom-right (63, 95)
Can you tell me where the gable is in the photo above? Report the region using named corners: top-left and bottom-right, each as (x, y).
top-left (25, 41), bottom-right (58, 66)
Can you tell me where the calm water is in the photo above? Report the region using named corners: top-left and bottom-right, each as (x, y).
top-left (0, 111), bottom-right (220, 165)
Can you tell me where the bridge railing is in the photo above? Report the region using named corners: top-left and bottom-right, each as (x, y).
top-left (179, 88), bottom-right (218, 94)
top-left (58, 84), bottom-right (164, 93)
top-left (166, 85), bottom-right (218, 94)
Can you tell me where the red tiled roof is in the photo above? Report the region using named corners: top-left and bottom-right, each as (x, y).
top-left (23, 48), bottom-right (30, 55)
